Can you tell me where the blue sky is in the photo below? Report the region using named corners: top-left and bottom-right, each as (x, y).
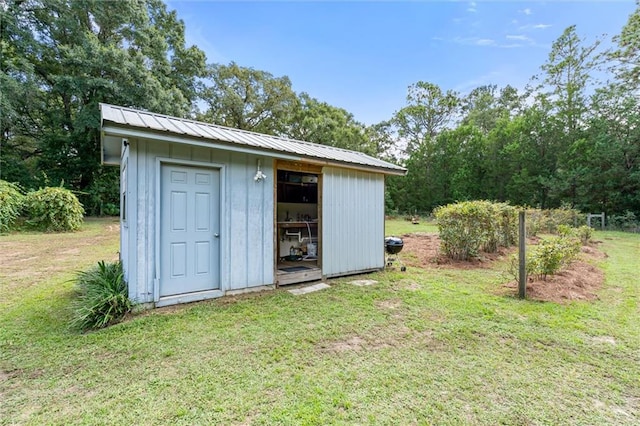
top-left (166, 1), bottom-right (637, 125)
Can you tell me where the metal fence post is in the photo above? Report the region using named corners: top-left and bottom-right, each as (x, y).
top-left (519, 210), bottom-right (526, 299)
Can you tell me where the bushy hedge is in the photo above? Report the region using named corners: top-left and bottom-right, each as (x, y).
top-left (487, 202), bottom-right (518, 252)
top-left (0, 180), bottom-right (24, 233)
top-left (434, 200), bottom-right (518, 260)
top-left (557, 224), bottom-right (593, 244)
top-left (24, 186), bottom-right (85, 232)
top-left (527, 235), bottom-right (582, 280)
top-left (525, 207), bottom-right (581, 236)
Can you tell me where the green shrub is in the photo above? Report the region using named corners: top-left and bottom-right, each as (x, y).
top-left (607, 210), bottom-right (639, 232)
top-left (548, 223), bottom-right (591, 243)
top-left (491, 202), bottom-right (518, 250)
top-left (575, 225), bottom-right (593, 244)
top-left (525, 208), bottom-right (542, 236)
top-left (547, 206), bottom-right (581, 232)
top-left (24, 186), bottom-right (85, 231)
top-left (102, 203), bottom-right (120, 216)
top-left (0, 180), bottom-right (24, 233)
top-left (71, 261), bottom-right (132, 331)
top-left (556, 224), bottom-right (573, 237)
top-left (528, 235), bottom-right (581, 280)
top-left (435, 201), bottom-right (488, 260)
top-left (436, 200), bottom-right (520, 260)
top-left (526, 207), bottom-right (581, 235)
top-left (477, 201), bottom-right (502, 253)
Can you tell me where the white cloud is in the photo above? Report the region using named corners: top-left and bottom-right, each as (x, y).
top-left (476, 38), bottom-right (496, 46)
top-left (467, 1), bottom-right (477, 13)
top-left (519, 23), bottom-right (552, 31)
top-left (451, 37), bottom-right (498, 47)
top-left (506, 35), bottom-right (532, 42)
top-left (521, 8), bottom-right (533, 15)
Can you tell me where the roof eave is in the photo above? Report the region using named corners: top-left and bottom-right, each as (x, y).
top-left (102, 121), bottom-right (407, 176)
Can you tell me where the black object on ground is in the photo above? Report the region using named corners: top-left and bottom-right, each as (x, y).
top-left (384, 236), bottom-right (406, 271)
top-left (279, 266), bottom-right (311, 273)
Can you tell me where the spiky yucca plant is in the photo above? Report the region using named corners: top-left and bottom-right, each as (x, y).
top-left (72, 261), bottom-right (132, 331)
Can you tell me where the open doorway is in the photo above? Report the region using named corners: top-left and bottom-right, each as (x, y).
top-left (275, 162), bottom-right (322, 285)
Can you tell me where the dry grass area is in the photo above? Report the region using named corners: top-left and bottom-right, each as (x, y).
top-left (0, 218), bottom-right (120, 305)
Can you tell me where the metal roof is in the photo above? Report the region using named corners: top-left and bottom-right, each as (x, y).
top-left (100, 103), bottom-right (406, 175)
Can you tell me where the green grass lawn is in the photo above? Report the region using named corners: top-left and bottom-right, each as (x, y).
top-left (385, 217), bottom-right (438, 236)
top-left (1, 218), bottom-right (638, 425)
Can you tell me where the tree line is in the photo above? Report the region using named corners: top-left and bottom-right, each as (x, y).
top-left (1, 0), bottom-right (639, 219)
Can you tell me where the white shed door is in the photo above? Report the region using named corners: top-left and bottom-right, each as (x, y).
top-left (160, 164), bottom-right (220, 297)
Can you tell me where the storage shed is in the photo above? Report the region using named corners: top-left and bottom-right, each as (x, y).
top-left (100, 103), bottom-right (406, 307)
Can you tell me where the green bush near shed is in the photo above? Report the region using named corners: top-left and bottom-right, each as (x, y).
top-left (24, 186), bottom-right (85, 232)
top-left (0, 180), bottom-right (25, 233)
top-left (434, 200), bottom-right (518, 261)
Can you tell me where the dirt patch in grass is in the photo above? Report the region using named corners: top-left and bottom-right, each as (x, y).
top-left (386, 278), bottom-right (421, 292)
top-left (504, 260), bottom-right (604, 303)
top-left (400, 232), bottom-right (606, 304)
top-left (319, 332), bottom-right (409, 353)
top-left (502, 251), bottom-right (605, 304)
top-left (316, 318), bottom-right (446, 354)
top-left (400, 232), bottom-right (511, 269)
top-left (399, 233), bottom-right (439, 267)
top-left (375, 298), bottom-right (402, 310)
top-left (581, 243), bottom-right (608, 259)
top-left (318, 328), bottom-right (444, 353)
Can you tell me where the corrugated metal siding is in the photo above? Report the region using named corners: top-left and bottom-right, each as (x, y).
top-left (127, 138), bottom-right (275, 303)
top-left (322, 167), bottom-right (385, 277)
top-left (226, 152), bottom-right (274, 290)
top-left (100, 103), bottom-right (405, 175)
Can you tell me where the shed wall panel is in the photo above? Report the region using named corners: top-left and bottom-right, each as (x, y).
top-left (227, 153), bottom-right (274, 289)
top-left (322, 167), bottom-right (385, 276)
top-left (127, 139), bottom-right (275, 303)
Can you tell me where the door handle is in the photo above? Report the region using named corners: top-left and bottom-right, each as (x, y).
top-left (214, 233), bottom-right (220, 238)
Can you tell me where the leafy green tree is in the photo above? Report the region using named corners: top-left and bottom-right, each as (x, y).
top-left (393, 81), bottom-right (460, 153)
top-left (198, 62), bottom-right (298, 135)
top-left (460, 85), bottom-right (524, 134)
top-left (392, 125), bottom-right (485, 213)
top-left (364, 120), bottom-right (398, 160)
top-left (1, 0), bottom-right (207, 214)
top-left (610, 1), bottom-right (640, 88)
top-left (572, 87), bottom-right (640, 213)
top-left (460, 85), bottom-right (501, 134)
top-left (534, 25), bottom-right (602, 207)
top-left (284, 93), bottom-right (374, 154)
top-left (0, 0), bottom-right (45, 188)
top-left (537, 25), bottom-right (601, 134)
